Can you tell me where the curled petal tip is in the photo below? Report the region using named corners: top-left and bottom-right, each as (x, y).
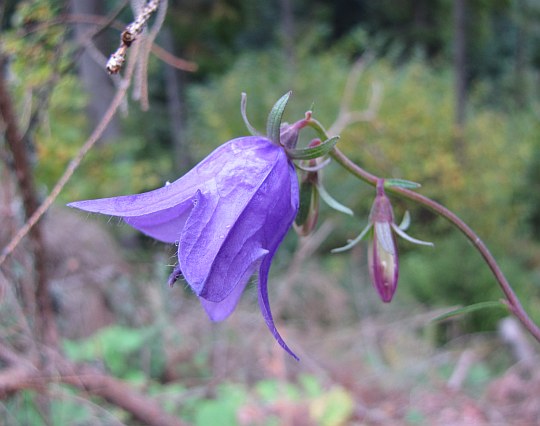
top-left (168, 264), bottom-right (182, 287)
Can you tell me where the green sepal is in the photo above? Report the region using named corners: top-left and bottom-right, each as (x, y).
top-left (317, 184), bottom-right (353, 216)
top-left (384, 178), bottom-right (421, 189)
top-left (267, 91), bottom-right (291, 145)
top-left (241, 93), bottom-right (260, 136)
top-left (398, 211), bottom-right (411, 230)
top-left (331, 223), bottom-right (373, 253)
top-left (295, 181), bottom-right (315, 227)
top-left (287, 136), bottom-right (339, 160)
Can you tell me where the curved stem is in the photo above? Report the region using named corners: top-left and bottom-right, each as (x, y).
top-left (328, 144), bottom-right (540, 343)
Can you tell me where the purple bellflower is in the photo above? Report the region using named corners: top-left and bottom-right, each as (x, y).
top-left (69, 94), bottom-right (309, 360)
top-left (332, 179), bottom-right (432, 302)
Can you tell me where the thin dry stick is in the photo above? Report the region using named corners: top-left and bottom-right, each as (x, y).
top-left (328, 53), bottom-right (382, 136)
top-left (107, 0), bottom-right (160, 74)
top-left (133, 0), bottom-right (168, 109)
top-left (21, 13), bottom-right (198, 72)
top-left (0, 44), bottom-right (141, 268)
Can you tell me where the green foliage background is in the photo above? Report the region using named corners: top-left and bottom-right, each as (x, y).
top-left (3, 0), bottom-right (540, 423)
top-left (5, 0), bottom-right (540, 331)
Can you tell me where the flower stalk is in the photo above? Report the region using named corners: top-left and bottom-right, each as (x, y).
top-left (304, 116), bottom-right (540, 343)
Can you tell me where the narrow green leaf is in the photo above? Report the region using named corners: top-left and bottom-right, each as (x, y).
top-left (266, 91), bottom-right (292, 145)
top-left (431, 301), bottom-right (507, 323)
top-left (385, 178), bottom-right (422, 189)
top-left (287, 136), bottom-right (339, 160)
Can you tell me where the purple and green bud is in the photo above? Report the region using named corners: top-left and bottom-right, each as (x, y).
top-left (332, 179), bottom-right (433, 303)
top-left (368, 180), bottom-right (399, 302)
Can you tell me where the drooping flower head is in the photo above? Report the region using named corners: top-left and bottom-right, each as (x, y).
top-left (332, 178), bottom-right (433, 303)
top-left (69, 93), bottom-right (316, 360)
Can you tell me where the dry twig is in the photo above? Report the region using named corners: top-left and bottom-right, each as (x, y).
top-left (328, 54), bottom-right (382, 136)
top-left (107, 0), bottom-right (161, 74)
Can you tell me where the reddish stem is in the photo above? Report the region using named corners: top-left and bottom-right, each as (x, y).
top-left (330, 145), bottom-right (540, 343)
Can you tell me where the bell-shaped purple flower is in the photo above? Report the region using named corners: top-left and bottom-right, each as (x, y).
top-left (68, 135), bottom-right (299, 359)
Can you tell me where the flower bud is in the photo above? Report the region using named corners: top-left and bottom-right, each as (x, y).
top-left (368, 180), bottom-right (399, 303)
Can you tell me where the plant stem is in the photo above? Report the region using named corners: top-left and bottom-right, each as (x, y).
top-left (306, 117), bottom-right (540, 343)
top-left (330, 146), bottom-right (540, 342)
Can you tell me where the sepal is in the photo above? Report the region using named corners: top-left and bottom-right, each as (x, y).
top-left (286, 136), bottom-right (339, 160)
top-left (267, 91), bottom-right (292, 145)
top-left (240, 93), bottom-right (261, 136)
top-left (294, 180), bottom-right (320, 236)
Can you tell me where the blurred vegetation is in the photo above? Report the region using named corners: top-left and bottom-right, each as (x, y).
top-left (3, 0), bottom-right (540, 423)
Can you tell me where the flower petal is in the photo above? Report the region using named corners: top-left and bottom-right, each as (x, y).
top-left (258, 256), bottom-right (299, 361)
top-left (199, 257), bottom-right (263, 321)
top-left (257, 162), bottom-right (300, 360)
top-left (68, 137), bottom-right (278, 244)
top-left (368, 233), bottom-right (399, 303)
top-left (179, 139), bottom-right (297, 303)
top-left (375, 222), bottom-right (396, 255)
top-left (68, 189), bottom-right (195, 243)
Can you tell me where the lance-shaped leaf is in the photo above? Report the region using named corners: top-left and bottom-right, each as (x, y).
top-left (286, 136), bottom-right (339, 160)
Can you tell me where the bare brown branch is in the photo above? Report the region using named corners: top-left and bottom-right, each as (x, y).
top-left (0, 40), bottom-right (141, 269)
top-left (60, 363), bottom-right (186, 426)
top-left (0, 56), bottom-right (57, 347)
